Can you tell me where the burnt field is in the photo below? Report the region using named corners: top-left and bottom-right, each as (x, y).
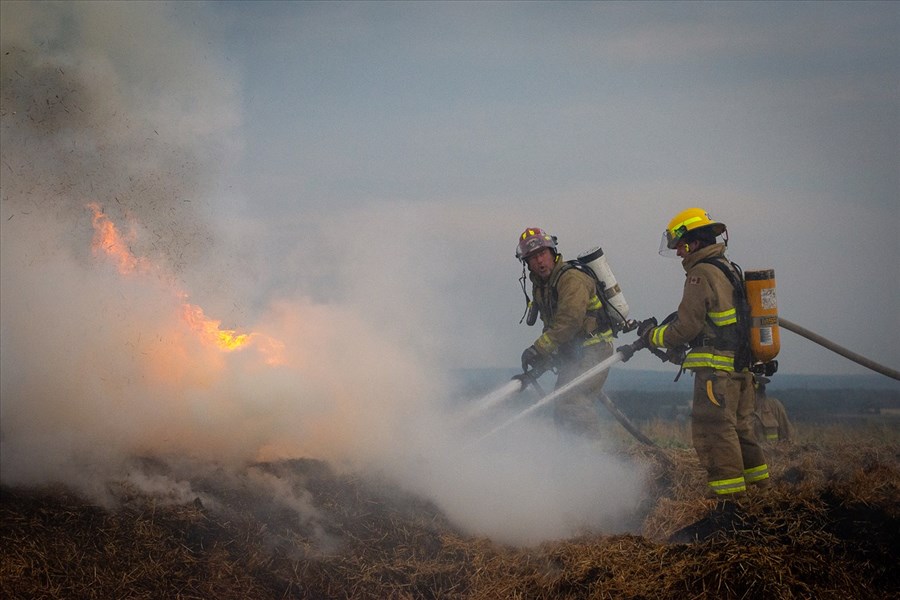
top-left (2, 421), bottom-right (898, 600)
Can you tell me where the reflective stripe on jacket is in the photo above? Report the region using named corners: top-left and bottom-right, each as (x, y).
top-left (531, 257), bottom-right (612, 355)
top-left (647, 244), bottom-right (741, 372)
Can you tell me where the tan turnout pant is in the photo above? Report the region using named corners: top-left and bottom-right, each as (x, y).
top-left (691, 368), bottom-right (770, 495)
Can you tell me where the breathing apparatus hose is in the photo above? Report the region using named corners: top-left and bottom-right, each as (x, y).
top-left (779, 317), bottom-right (900, 382)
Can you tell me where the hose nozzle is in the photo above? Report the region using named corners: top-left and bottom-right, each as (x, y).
top-left (620, 319), bottom-right (639, 333)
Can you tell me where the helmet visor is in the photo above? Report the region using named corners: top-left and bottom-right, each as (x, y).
top-left (658, 231), bottom-right (680, 257)
top-left (664, 223), bottom-right (689, 249)
top-left (658, 223), bottom-right (728, 256)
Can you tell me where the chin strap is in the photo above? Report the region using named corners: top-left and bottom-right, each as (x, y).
top-left (518, 262), bottom-right (531, 324)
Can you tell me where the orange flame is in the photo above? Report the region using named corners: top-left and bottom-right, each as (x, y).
top-left (181, 302), bottom-right (249, 350)
top-left (86, 203), bottom-right (280, 360)
top-left (88, 202), bottom-right (151, 275)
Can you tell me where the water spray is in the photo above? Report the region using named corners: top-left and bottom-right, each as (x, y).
top-left (478, 337), bottom-right (650, 442)
top-left (460, 379), bottom-right (527, 422)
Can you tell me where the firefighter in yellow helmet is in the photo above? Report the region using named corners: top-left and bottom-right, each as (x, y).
top-left (639, 209), bottom-right (770, 497)
top-left (752, 376), bottom-right (795, 444)
top-left (516, 227), bottom-right (615, 438)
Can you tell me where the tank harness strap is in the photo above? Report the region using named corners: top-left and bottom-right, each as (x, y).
top-left (695, 256), bottom-right (751, 372)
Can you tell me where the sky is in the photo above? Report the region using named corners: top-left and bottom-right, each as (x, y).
top-left (1, 1), bottom-right (898, 545)
top-left (216, 0), bottom-right (898, 376)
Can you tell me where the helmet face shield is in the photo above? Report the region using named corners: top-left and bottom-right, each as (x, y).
top-left (659, 231), bottom-right (680, 257)
top-left (659, 208), bottom-right (727, 256)
top-left (665, 224), bottom-right (688, 249)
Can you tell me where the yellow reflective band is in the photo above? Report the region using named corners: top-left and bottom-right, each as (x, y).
top-left (708, 476), bottom-right (746, 495)
top-left (672, 215), bottom-right (704, 235)
top-left (587, 295), bottom-right (603, 310)
top-left (583, 329), bottom-right (614, 346)
top-left (651, 325), bottom-right (667, 347)
top-left (766, 433), bottom-right (779, 441)
top-left (744, 464), bottom-right (770, 483)
top-left (708, 308), bottom-right (737, 326)
top-left (680, 216), bottom-right (704, 229)
top-left (683, 352), bottom-right (735, 371)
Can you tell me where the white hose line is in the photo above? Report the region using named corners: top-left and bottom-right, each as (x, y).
top-left (479, 351), bottom-right (626, 441)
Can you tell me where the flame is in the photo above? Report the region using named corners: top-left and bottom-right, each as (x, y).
top-left (181, 302), bottom-right (249, 350)
top-left (88, 202), bottom-right (151, 275)
top-left (87, 202), bottom-right (282, 361)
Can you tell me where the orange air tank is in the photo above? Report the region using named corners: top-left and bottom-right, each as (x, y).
top-left (744, 269), bottom-right (780, 363)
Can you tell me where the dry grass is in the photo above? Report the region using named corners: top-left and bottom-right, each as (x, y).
top-left (2, 423), bottom-right (898, 599)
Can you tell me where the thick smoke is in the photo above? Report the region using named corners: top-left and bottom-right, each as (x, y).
top-left (1, 3), bottom-right (645, 546)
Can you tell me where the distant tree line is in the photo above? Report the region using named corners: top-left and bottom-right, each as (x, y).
top-left (604, 389), bottom-right (900, 423)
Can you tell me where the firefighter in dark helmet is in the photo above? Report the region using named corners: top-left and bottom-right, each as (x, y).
top-left (516, 227), bottom-right (615, 439)
top-left (639, 209), bottom-right (770, 496)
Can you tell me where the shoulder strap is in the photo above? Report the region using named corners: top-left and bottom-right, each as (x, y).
top-left (545, 261), bottom-right (576, 319)
top-left (548, 260), bottom-right (576, 289)
top-left (698, 256), bottom-right (744, 296)
top-left (550, 259), bottom-right (603, 302)
top-left (698, 256), bottom-right (752, 369)
top-left (549, 260), bottom-right (613, 333)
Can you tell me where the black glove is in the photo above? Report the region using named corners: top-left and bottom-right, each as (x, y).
top-left (666, 346), bottom-right (687, 365)
top-left (617, 343), bottom-right (636, 362)
top-left (520, 345), bottom-right (544, 373)
top-left (636, 317), bottom-right (658, 345)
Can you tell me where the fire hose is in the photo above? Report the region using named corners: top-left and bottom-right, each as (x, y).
top-left (479, 333), bottom-right (678, 470)
top-left (479, 314), bottom-right (899, 443)
top-left (514, 362), bottom-right (657, 447)
top-left (482, 335), bottom-right (655, 441)
top-left (779, 317), bottom-right (900, 381)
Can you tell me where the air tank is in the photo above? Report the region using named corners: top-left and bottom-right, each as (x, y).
top-left (744, 269), bottom-right (780, 363)
top-left (578, 247), bottom-right (630, 328)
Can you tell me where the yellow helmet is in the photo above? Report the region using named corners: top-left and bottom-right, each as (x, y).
top-left (662, 208), bottom-right (726, 250)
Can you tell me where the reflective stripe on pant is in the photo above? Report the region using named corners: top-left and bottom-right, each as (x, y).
top-left (709, 475), bottom-right (746, 496)
top-left (744, 463), bottom-right (769, 484)
top-left (691, 368), bottom-right (769, 495)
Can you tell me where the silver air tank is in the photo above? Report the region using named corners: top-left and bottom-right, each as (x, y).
top-left (578, 247), bottom-right (630, 328)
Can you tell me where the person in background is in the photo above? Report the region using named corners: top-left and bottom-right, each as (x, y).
top-left (752, 376), bottom-right (795, 444)
top-left (640, 208), bottom-right (770, 497)
top-left (515, 227), bottom-right (615, 439)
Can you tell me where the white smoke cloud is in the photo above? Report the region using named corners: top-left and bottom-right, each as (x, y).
top-left (382, 408), bottom-right (646, 545)
top-left (0, 2), bottom-right (647, 546)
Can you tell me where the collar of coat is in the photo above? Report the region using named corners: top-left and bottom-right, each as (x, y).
top-left (681, 243), bottom-right (727, 272)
